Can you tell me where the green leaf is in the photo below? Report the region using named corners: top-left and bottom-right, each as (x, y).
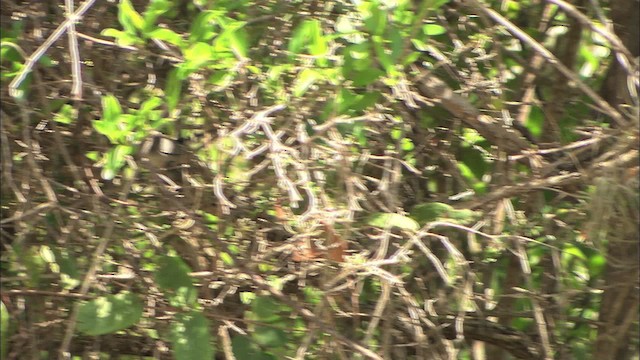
top-left (232, 336), bottom-right (276, 360)
top-left (372, 36), bottom-right (394, 74)
top-left (459, 146), bottom-right (487, 180)
top-left (288, 20), bottom-right (315, 55)
top-left (1, 301), bottom-right (9, 359)
top-left (101, 28), bottom-right (142, 46)
top-left (239, 292), bottom-right (255, 305)
top-left (251, 296), bottom-right (282, 323)
top-left (170, 311), bottom-right (215, 360)
top-left (220, 252), bottom-right (234, 266)
top-left (101, 145), bottom-right (132, 180)
top-left (189, 11), bottom-right (220, 43)
top-left (351, 68), bottom-right (384, 86)
top-left (253, 326), bottom-right (287, 348)
top-left (53, 104), bottom-right (77, 124)
top-left (526, 106), bottom-right (544, 138)
top-left (119, 0), bottom-right (145, 34)
top-left (293, 68), bottom-right (321, 97)
top-left (165, 69), bottom-right (182, 112)
top-left (410, 202), bottom-right (478, 225)
top-left (363, 3), bottom-right (387, 36)
top-left (148, 28), bottom-right (183, 47)
top-left (183, 42), bottom-right (215, 71)
top-left (228, 28), bottom-right (249, 58)
top-left (422, 24), bottom-right (446, 36)
top-left (101, 95), bottom-right (122, 123)
top-left (143, 0), bottom-right (172, 33)
top-left (367, 213), bottom-right (419, 231)
top-left (155, 255), bottom-right (198, 308)
top-left (77, 292), bottom-right (143, 335)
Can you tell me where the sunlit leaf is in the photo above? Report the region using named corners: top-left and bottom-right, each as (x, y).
top-left (293, 68), bottom-right (321, 97)
top-left (119, 0), bottom-right (145, 34)
top-left (423, 24), bottom-right (446, 36)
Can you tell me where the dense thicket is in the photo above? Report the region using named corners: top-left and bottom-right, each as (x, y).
top-left (1, 1), bottom-right (638, 359)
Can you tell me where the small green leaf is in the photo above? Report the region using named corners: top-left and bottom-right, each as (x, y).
top-left (367, 213), bottom-right (419, 231)
top-left (119, 0), bottom-right (145, 34)
top-left (101, 95), bottom-right (122, 123)
top-left (401, 138), bottom-right (414, 151)
top-left (148, 28), bottom-right (183, 47)
top-left (142, 0), bottom-right (172, 32)
top-left (53, 104), bottom-right (77, 124)
top-left (422, 24), bottom-right (446, 36)
top-left (293, 68), bottom-right (321, 97)
top-left (220, 252), bottom-right (234, 266)
top-left (101, 28), bottom-right (142, 46)
top-left (165, 69), bottom-right (182, 112)
top-left (77, 292), bottom-right (143, 335)
top-left (239, 292), bottom-right (255, 305)
top-left (410, 202), bottom-right (478, 225)
top-left (170, 311), bottom-right (215, 360)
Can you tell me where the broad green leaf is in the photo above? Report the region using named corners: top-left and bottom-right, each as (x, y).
top-left (148, 28), bottom-right (183, 47)
top-left (77, 292), bottom-right (143, 335)
top-left (293, 68), bottom-right (321, 97)
top-left (155, 255), bottom-right (198, 308)
top-left (423, 24), bottom-right (446, 36)
top-left (119, 0), bottom-right (145, 34)
top-left (367, 213), bottom-right (419, 231)
top-left (170, 311), bottom-right (215, 360)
